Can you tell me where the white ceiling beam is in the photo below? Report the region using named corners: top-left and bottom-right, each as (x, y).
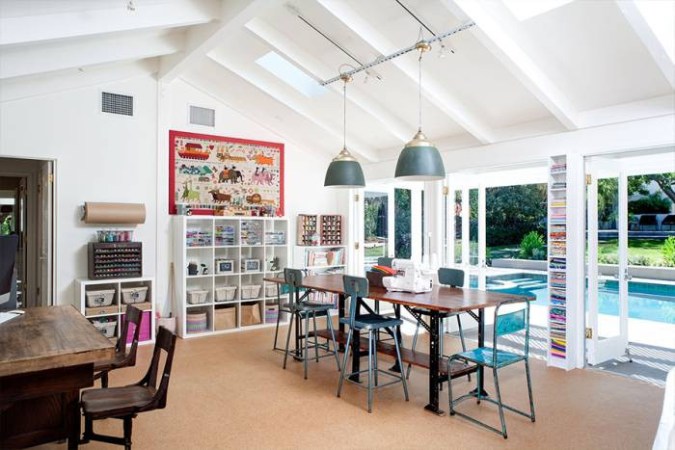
top-left (317, 0), bottom-right (494, 144)
top-left (615, 0), bottom-right (675, 89)
top-left (207, 53), bottom-right (380, 163)
top-left (244, 17), bottom-right (411, 144)
top-left (158, 0), bottom-right (268, 83)
top-left (0, 31), bottom-right (181, 80)
top-left (445, 0), bottom-right (578, 130)
top-left (0, 0), bottom-right (218, 47)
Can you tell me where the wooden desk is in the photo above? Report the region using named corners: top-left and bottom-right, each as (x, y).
top-left (0, 305), bottom-right (115, 449)
top-left (265, 274), bottom-right (533, 415)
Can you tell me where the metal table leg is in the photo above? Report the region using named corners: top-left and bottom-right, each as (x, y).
top-left (424, 310), bottom-right (444, 415)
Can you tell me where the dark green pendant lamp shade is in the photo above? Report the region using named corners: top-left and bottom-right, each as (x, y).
top-left (324, 148), bottom-right (365, 188)
top-left (324, 73), bottom-right (365, 188)
top-left (394, 130), bottom-right (445, 181)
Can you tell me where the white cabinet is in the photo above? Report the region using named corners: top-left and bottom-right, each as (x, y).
top-left (75, 277), bottom-right (155, 345)
top-left (173, 216), bottom-right (290, 339)
top-left (293, 245), bottom-right (347, 275)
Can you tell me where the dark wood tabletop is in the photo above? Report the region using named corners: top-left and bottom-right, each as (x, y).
top-left (0, 305), bottom-right (115, 377)
top-left (264, 273), bottom-right (534, 311)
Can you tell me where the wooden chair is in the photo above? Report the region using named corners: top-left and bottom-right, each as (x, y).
top-left (94, 304), bottom-right (143, 388)
top-left (81, 326), bottom-right (177, 450)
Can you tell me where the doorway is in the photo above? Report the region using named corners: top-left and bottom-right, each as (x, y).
top-left (585, 150), bottom-right (675, 384)
top-left (0, 157), bottom-right (54, 307)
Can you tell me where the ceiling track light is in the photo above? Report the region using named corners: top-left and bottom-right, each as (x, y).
top-left (321, 21), bottom-right (474, 86)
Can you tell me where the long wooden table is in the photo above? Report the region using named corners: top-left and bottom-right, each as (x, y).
top-left (0, 305), bottom-right (115, 449)
top-left (265, 273), bottom-right (533, 415)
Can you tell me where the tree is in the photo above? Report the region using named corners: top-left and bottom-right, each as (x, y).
top-left (630, 173), bottom-right (675, 204)
top-left (394, 188), bottom-right (411, 258)
top-left (485, 184), bottom-right (547, 247)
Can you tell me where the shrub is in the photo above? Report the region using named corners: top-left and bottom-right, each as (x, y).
top-left (663, 236), bottom-right (675, 267)
top-left (628, 193), bottom-right (671, 214)
top-left (519, 231), bottom-right (545, 260)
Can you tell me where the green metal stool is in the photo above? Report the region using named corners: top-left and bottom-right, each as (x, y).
top-left (447, 298), bottom-right (536, 439)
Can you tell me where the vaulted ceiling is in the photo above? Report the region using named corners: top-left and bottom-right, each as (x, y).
top-left (1, 0), bottom-right (673, 165)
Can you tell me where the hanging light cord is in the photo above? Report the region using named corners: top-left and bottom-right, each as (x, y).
top-left (418, 48), bottom-right (423, 132)
top-left (343, 79), bottom-right (347, 149)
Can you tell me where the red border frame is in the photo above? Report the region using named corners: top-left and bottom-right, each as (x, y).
top-left (169, 130), bottom-right (284, 216)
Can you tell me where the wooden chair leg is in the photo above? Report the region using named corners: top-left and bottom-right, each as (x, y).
top-left (123, 416), bottom-right (133, 450)
top-left (101, 372), bottom-right (109, 388)
top-left (81, 414), bottom-right (93, 443)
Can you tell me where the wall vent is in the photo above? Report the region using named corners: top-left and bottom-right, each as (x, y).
top-left (102, 92), bottom-right (133, 116)
top-left (189, 105), bottom-right (215, 127)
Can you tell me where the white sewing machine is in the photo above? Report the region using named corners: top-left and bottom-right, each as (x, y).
top-left (382, 259), bottom-right (433, 294)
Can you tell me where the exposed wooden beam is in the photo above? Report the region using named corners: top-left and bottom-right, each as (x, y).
top-left (245, 17), bottom-right (410, 143)
top-left (0, 31), bottom-right (181, 80)
top-left (0, 0), bottom-right (218, 47)
top-left (446, 0), bottom-right (578, 130)
top-left (207, 52), bottom-right (380, 163)
top-left (158, 0), bottom-right (268, 83)
top-left (615, 0), bottom-right (675, 89)
top-left (317, 0), bottom-right (494, 144)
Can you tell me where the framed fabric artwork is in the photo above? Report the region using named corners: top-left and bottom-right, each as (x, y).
top-left (169, 130), bottom-right (284, 217)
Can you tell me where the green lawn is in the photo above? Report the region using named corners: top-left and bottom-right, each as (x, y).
top-left (365, 244), bottom-right (386, 258)
top-left (598, 238), bottom-right (665, 265)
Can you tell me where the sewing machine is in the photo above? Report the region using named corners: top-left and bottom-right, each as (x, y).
top-left (382, 259), bottom-right (433, 294)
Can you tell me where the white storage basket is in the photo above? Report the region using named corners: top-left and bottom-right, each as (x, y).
top-left (215, 286), bottom-right (237, 302)
top-left (121, 286), bottom-right (148, 304)
top-left (187, 289), bottom-right (209, 304)
top-left (92, 319), bottom-right (117, 338)
top-left (241, 284), bottom-right (261, 300)
top-left (86, 289), bottom-right (115, 308)
top-left (264, 284), bottom-right (279, 297)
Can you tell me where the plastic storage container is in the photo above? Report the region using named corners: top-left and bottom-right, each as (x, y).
top-left (215, 286), bottom-right (237, 302)
top-left (86, 289), bottom-right (116, 307)
top-left (187, 289), bottom-right (209, 304)
top-left (121, 286), bottom-right (148, 304)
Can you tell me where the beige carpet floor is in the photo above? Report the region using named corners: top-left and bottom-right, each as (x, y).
top-left (38, 325), bottom-right (664, 450)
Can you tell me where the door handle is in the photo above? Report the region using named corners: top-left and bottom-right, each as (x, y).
top-left (623, 269), bottom-right (632, 281)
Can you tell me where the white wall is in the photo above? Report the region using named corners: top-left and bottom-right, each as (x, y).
top-left (0, 75), bottom-right (344, 317)
top-left (0, 75), bottom-right (159, 305)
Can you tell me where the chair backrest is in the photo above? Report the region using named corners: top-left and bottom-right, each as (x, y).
top-left (139, 326), bottom-right (177, 412)
top-left (343, 275), bottom-right (369, 325)
top-left (437, 267), bottom-right (464, 287)
top-left (0, 235), bottom-right (18, 310)
top-left (377, 257), bottom-right (394, 268)
top-left (117, 304), bottom-right (143, 365)
top-left (283, 268), bottom-right (309, 305)
top-left (492, 299), bottom-right (531, 361)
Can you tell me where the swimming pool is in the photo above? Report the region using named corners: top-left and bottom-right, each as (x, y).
top-left (470, 273), bottom-right (675, 325)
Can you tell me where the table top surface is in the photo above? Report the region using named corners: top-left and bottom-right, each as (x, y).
top-left (264, 273), bottom-right (534, 312)
top-left (0, 305), bottom-right (115, 377)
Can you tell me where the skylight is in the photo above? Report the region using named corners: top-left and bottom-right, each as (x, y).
top-left (502, 0), bottom-right (574, 21)
top-left (256, 51), bottom-right (326, 98)
top-left (634, 0), bottom-right (675, 64)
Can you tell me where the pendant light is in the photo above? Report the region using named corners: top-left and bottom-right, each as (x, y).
top-left (324, 74), bottom-right (365, 188)
top-left (395, 39), bottom-right (445, 181)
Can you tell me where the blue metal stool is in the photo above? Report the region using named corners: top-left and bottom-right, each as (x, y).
top-left (447, 298), bottom-right (536, 439)
top-left (337, 275), bottom-right (409, 413)
top-left (282, 268), bottom-right (340, 379)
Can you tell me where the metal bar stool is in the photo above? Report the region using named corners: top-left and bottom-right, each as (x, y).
top-left (337, 275), bottom-right (409, 413)
top-left (282, 268), bottom-right (340, 379)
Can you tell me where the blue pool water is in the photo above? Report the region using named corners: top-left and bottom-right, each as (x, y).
top-left (470, 273), bottom-right (675, 325)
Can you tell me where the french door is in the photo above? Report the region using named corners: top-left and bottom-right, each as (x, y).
top-left (586, 159), bottom-right (629, 365)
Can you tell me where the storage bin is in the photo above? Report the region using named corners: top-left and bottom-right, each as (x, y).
top-left (187, 289), bottom-right (209, 304)
top-left (215, 286), bottom-right (237, 302)
top-left (264, 284), bottom-right (279, 297)
top-left (121, 286), bottom-right (148, 304)
top-left (241, 284), bottom-right (261, 300)
top-left (214, 307), bottom-right (237, 330)
top-left (186, 312), bottom-right (208, 333)
top-left (124, 310), bottom-right (152, 343)
top-left (264, 305), bottom-right (278, 324)
top-left (92, 319), bottom-right (117, 338)
top-left (86, 289), bottom-right (116, 307)
top-left (241, 303), bottom-right (262, 326)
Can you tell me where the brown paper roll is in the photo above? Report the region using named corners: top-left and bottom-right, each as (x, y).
top-left (83, 202), bottom-right (146, 224)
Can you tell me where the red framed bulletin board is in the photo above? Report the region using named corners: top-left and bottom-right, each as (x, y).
top-left (169, 130), bottom-right (284, 217)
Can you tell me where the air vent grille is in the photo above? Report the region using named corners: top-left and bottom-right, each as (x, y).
top-left (189, 105), bottom-right (215, 127)
top-left (102, 92), bottom-right (133, 116)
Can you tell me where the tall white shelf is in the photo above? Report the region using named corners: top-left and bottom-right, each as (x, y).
top-left (293, 245), bottom-right (347, 306)
top-left (75, 277), bottom-right (155, 345)
top-left (173, 216), bottom-right (290, 339)
top-left (547, 154), bottom-right (584, 370)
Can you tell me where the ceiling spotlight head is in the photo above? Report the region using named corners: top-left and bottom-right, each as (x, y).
top-left (415, 40), bottom-right (432, 53)
top-left (126, 0), bottom-right (136, 11)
